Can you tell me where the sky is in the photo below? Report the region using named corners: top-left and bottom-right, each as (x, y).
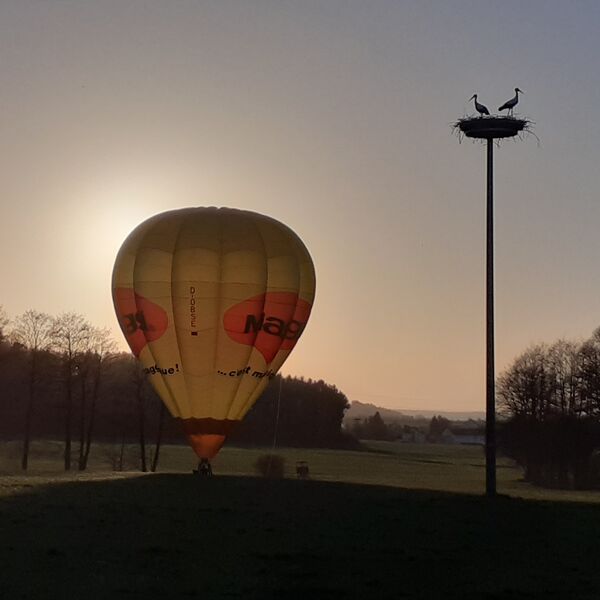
top-left (2, 0), bottom-right (600, 412)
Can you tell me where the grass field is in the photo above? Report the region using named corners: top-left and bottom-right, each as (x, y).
top-left (3, 439), bottom-right (599, 503)
top-left (2, 441), bottom-right (600, 598)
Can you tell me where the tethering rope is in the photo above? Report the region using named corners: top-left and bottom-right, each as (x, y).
top-left (266, 375), bottom-right (283, 477)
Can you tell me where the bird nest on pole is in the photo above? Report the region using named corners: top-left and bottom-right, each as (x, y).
top-left (454, 115), bottom-right (531, 141)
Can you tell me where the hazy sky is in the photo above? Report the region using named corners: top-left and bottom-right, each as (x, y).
top-left (2, 1), bottom-right (600, 412)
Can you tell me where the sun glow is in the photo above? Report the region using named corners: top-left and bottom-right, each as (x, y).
top-left (54, 177), bottom-right (184, 345)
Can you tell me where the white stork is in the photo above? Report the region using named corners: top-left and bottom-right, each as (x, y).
top-left (469, 94), bottom-right (490, 117)
top-left (498, 88), bottom-right (524, 116)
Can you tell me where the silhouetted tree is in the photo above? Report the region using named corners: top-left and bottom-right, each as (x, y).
top-left (428, 415), bottom-right (451, 442)
top-left (498, 330), bottom-right (600, 489)
top-left (232, 375), bottom-right (352, 448)
top-left (10, 310), bottom-right (53, 470)
top-left (126, 358), bottom-right (151, 472)
top-left (497, 344), bottom-right (549, 420)
top-left (80, 327), bottom-right (117, 470)
top-left (577, 328), bottom-right (600, 417)
top-left (363, 412), bottom-right (390, 440)
top-left (547, 340), bottom-right (580, 417)
top-left (0, 306), bottom-right (8, 341)
top-left (0, 313), bottom-right (354, 460)
top-left (51, 313), bottom-right (92, 470)
top-left (150, 402), bottom-right (166, 472)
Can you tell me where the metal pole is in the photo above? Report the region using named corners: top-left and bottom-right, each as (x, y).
top-left (486, 138), bottom-right (496, 497)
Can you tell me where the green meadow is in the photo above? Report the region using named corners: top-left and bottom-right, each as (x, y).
top-left (2, 441), bottom-right (600, 599)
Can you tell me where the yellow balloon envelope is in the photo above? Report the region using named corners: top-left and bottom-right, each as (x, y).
top-left (112, 207), bottom-right (316, 459)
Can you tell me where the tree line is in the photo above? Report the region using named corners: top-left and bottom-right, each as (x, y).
top-left (498, 327), bottom-right (600, 489)
top-left (0, 306), bottom-right (352, 471)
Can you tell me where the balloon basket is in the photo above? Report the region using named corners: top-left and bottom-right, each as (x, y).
top-left (193, 459), bottom-right (213, 477)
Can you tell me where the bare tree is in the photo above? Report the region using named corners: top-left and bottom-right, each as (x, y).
top-left (51, 313), bottom-right (91, 470)
top-left (74, 343), bottom-right (93, 471)
top-left (498, 331), bottom-right (600, 489)
top-left (124, 357), bottom-right (149, 472)
top-left (150, 402), bottom-right (166, 472)
top-left (0, 305), bottom-right (11, 389)
top-left (546, 339), bottom-right (580, 416)
top-left (0, 306), bottom-right (12, 373)
top-left (0, 305), bottom-right (9, 341)
top-left (10, 310), bottom-right (53, 470)
top-left (137, 369), bottom-right (148, 472)
top-left (577, 328), bottom-right (600, 417)
top-left (497, 344), bottom-right (549, 419)
top-left (80, 327), bottom-right (117, 470)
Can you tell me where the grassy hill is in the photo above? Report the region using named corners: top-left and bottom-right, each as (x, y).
top-left (2, 439), bottom-right (599, 502)
top-left (2, 472), bottom-right (600, 599)
top-left (2, 442), bottom-right (600, 598)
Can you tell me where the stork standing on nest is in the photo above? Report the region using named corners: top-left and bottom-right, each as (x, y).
top-left (469, 94), bottom-right (490, 117)
top-left (498, 88), bottom-right (524, 116)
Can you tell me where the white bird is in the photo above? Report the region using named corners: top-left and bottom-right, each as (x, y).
top-left (498, 88), bottom-right (524, 116)
top-left (469, 94), bottom-right (490, 117)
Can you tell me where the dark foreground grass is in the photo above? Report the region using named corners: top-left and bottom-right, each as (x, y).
top-left (1, 475), bottom-right (600, 599)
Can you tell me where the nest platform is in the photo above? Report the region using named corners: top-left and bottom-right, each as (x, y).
top-left (457, 116), bottom-right (527, 140)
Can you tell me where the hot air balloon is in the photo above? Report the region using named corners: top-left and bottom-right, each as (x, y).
top-left (112, 207), bottom-right (316, 465)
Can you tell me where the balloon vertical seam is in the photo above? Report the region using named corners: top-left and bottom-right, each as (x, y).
top-left (209, 210), bottom-right (225, 419)
top-left (170, 216), bottom-right (191, 418)
top-left (224, 211), bottom-right (270, 421)
top-left (132, 227), bottom-right (178, 416)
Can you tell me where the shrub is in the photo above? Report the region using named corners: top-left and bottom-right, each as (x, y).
top-left (254, 453), bottom-right (285, 478)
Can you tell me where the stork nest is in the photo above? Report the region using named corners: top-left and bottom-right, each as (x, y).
top-left (453, 114), bottom-right (535, 143)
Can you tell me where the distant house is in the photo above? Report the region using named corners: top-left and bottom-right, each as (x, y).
top-left (440, 427), bottom-right (484, 446)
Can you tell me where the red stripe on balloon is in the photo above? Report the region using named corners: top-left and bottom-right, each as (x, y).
top-left (223, 292), bottom-right (312, 363)
top-left (113, 288), bottom-right (169, 357)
